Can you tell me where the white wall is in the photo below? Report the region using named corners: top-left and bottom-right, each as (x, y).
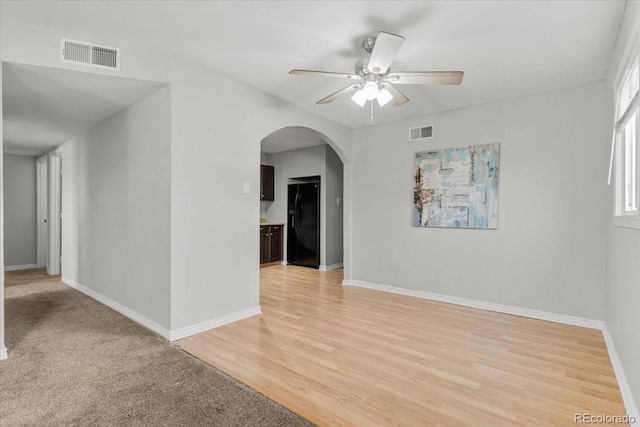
top-left (325, 146), bottom-right (344, 267)
top-left (604, 0), bottom-right (640, 415)
top-left (61, 86), bottom-right (172, 330)
top-left (166, 63), bottom-right (352, 333)
top-left (3, 154), bottom-right (37, 267)
top-left (264, 144), bottom-right (343, 268)
top-left (351, 82), bottom-right (606, 321)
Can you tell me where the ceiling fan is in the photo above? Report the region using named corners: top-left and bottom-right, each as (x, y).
top-left (290, 31), bottom-right (463, 108)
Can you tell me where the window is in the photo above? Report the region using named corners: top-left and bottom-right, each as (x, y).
top-left (613, 45), bottom-right (640, 229)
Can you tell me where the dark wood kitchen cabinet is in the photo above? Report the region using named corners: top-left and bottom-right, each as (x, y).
top-left (260, 226), bottom-right (269, 264)
top-left (269, 225), bottom-right (282, 262)
top-left (260, 224), bottom-right (283, 265)
top-left (260, 165), bottom-right (274, 201)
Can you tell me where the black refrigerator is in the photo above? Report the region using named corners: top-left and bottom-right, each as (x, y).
top-left (287, 182), bottom-right (320, 269)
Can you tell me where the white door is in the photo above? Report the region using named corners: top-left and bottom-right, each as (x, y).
top-left (48, 151), bottom-right (62, 276)
top-left (36, 156), bottom-right (49, 268)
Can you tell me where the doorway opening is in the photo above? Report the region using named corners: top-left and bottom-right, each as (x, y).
top-left (34, 150), bottom-right (62, 275)
top-left (36, 155), bottom-right (48, 269)
top-left (259, 126), bottom-right (345, 275)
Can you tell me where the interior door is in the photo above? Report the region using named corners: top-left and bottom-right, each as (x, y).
top-left (48, 152), bottom-right (62, 276)
top-left (36, 156), bottom-right (49, 268)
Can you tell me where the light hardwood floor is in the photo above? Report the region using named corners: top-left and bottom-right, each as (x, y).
top-left (178, 265), bottom-right (627, 426)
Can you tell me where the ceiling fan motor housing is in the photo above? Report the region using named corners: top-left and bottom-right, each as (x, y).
top-left (355, 57), bottom-right (370, 76)
top-left (362, 36), bottom-right (377, 53)
top-left (355, 57), bottom-right (389, 78)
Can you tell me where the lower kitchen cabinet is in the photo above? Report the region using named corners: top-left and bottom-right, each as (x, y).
top-left (260, 224), bottom-right (283, 264)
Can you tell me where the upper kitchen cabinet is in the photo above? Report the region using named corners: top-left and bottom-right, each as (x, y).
top-left (261, 165), bottom-right (274, 201)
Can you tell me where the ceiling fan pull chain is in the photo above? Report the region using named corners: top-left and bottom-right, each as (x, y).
top-left (370, 101), bottom-right (374, 126)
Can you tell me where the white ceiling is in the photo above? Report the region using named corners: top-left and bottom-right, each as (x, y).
top-left (1, 1), bottom-right (626, 133)
top-left (2, 63), bottom-right (166, 156)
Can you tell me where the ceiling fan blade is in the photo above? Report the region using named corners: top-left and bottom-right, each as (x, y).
top-left (317, 84), bottom-right (360, 104)
top-left (290, 69), bottom-right (361, 80)
top-left (368, 32), bottom-right (405, 74)
top-left (384, 83), bottom-right (409, 107)
top-left (386, 71), bottom-right (464, 85)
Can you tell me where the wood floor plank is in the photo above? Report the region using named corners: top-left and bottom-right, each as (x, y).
top-left (178, 265), bottom-right (628, 426)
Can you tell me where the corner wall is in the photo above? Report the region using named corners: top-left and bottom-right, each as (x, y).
top-left (61, 86), bottom-right (172, 332)
top-left (351, 82), bottom-right (606, 321)
top-left (604, 0), bottom-right (640, 417)
top-left (325, 145), bottom-right (344, 267)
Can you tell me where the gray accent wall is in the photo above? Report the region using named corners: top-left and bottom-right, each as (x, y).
top-left (264, 144), bottom-right (343, 268)
top-left (3, 153), bottom-right (37, 267)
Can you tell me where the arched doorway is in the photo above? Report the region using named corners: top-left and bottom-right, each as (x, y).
top-left (258, 126), bottom-right (345, 273)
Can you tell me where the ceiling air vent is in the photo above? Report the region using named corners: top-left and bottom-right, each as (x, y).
top-left (60, 38), bottom-right (120, 71)
top-left (409, 125), bottom-right (434, 141)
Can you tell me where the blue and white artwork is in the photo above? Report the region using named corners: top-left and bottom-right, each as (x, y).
top-left (413, 143), bottom-right (500, 229)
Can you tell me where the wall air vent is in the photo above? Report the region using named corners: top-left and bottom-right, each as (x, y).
top-left (60, 38), bottom-right (120, 71)
top-left (409, 125), bottom-right (434, 141)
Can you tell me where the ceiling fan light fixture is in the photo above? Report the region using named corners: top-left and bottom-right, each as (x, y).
top-left (351, 89), bottom-right (367, 107)
top-left (290, 31), bottom-right (463, 110)
top-left (362, 81), bottom-right (379, 100)
top-left (376, 88), bottom-right (393, 107)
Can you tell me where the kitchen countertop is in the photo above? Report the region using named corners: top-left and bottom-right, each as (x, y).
top-left (260, 222), bottom-right (285, 226)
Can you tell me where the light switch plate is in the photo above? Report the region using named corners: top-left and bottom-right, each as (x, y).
top-left (243, 182), bottom-right (250, 194)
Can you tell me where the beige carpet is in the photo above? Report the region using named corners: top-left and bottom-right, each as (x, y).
top-left (4, 268), bottom-right (58, 287)
top-left (1, 271), bottom-right (315, 427)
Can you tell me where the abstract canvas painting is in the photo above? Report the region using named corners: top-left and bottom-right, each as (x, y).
top-left (413, 143), bottom-right (500, 229)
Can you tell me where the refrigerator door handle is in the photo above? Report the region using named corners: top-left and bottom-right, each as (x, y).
top-left (298, 200), bottom-right (303, 227)
top-left (294, 192), bottom-right (301, 229)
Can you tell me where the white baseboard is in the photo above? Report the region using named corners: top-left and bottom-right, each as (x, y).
top-left (602, 326), bottom-right (639, 425)
top-left (61, 278), bottom-right (263, 344)
top-left (0, 346), bottom-right (8, 361)
top-left (319, 263), bottom-right (343, 271)
top-left (4, 264), bottom-right (38, 271)
top-left (63, 278), bottom-right (171, 340)
top-left (61, 276), bottom-right (77, 289)
top-left (342, 279), bottom-right (603, 330)
top-left (169, 306), bottom-right (262, 341)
